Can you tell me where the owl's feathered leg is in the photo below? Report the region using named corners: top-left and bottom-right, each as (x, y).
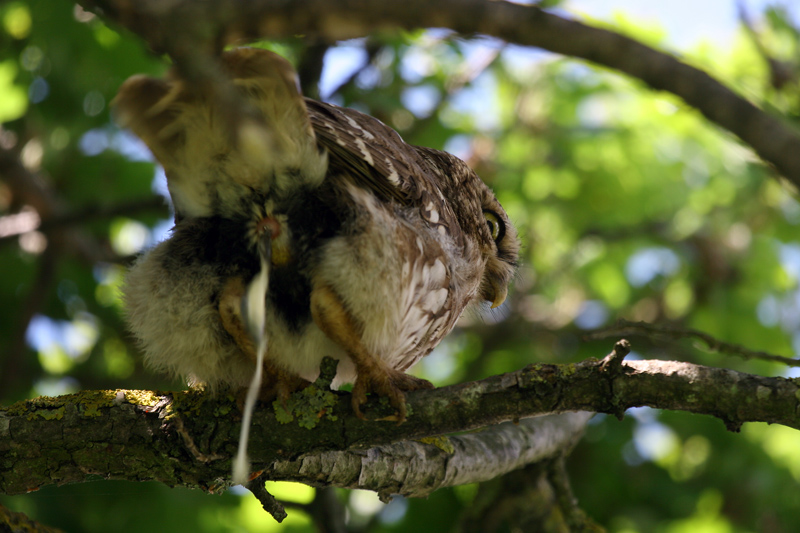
top-left (219, 276), bottom-right (310, 404)
top-left (310, 284), bottom-right (433, 422)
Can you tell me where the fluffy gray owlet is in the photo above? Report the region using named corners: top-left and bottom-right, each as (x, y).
top-left (115, 48), bottom-right (519, 423)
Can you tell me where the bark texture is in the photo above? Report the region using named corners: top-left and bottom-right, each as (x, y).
top-left (3, 357), bottom-right (798, 496)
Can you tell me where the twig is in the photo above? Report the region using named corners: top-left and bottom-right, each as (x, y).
top-left (324, 38), bottom-right (382, 98)
top-left (0, 146), bottom-right (120, 264)
top-left (297, 39), bottom-right (330, 100)
top-left (738, 0), bottom-right (796, 90)
top-left (1, 243), bottom-right (60, 396)
top-left (547, 457), bottom-right (602, 532)
top-left (585, 319), bottom-right (800, 367)
top-left (599, 339), bottom-right (630, 374)
top-left (172, 413), bottom-right (226, 463)
top-left (0, 503), bottom-right (63, 533)
top-left (0, 197), bottom-right (167, 246)
top-left (246, 475), bottom-right (288, 523)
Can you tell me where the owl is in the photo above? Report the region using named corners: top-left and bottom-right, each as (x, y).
top-left (114, 48), bottom-right (519, 423)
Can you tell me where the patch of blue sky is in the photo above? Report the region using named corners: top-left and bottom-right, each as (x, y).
top-left (34, 376), bottom-right (80, 397)
top-left (443, 134), bottom-right (472, 160)
top-left (28, 76), bottom-right (48, 104)
top-left (567, 0), bottom-right (799, 51)
top-left (80, 125), bottom-right (173, 249)
top-left (633, 419), bottom-right (679, 462)
top-left (401, 85), bottom-right (441, 118)
top-left (79, 125), bottom-right (153, 162)
top-left (399, 44), bottom-right (435, 85)
top-left (574, 299), bottom-right (609, 329)
top-left (780, 194), bottom-right (800, 224)
top-left (625, 247), bottom-right (681, 287)
top-left (26, 312), bottom-right (98, 359)
top-left (448, 70), bottom-right (501, 132)
top-left (756, 288), bottom-right (800, 334)
top-left (319, 42), bottom-right (368, 99)
top-left (779, 243), bottom-right (800, 282)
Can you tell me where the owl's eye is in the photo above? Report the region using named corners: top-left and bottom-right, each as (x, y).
top-left (483, 210), bottom-right (505, 243)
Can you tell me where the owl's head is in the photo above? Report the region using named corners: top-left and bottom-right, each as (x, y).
top-left (476, 185), bottom-right (519, 308)
top-left (414, 148), bottom-right (520, 309)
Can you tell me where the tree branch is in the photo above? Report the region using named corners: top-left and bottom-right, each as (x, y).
top-left (75, 0), bottom-right (800, 186)
top-left (586, 319), bottom-right (800, 367)
top-left (0, 197), bottom-right (167, 246)
top-left (3, 354), bottom-right (798, 496)
top-left (0, 146), bottom-right (121, 264)
top-left (268, 412), bottom-right (592, 501)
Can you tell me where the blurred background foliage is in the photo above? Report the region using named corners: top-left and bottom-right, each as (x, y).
top-left (2, 0), bottom-right (800, 531)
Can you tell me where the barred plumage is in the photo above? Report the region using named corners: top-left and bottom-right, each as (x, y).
top-left (115, 47), bottom-right (519, 424)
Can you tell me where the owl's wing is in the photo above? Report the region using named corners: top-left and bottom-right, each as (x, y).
top-left (307, 100), bottom-right (429, 205)
top-left (113, 48), bottom-right (327, 220)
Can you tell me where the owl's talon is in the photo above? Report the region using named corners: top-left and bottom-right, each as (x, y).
top-left (351, 398), bottom-right (368, 421)
top-left (350, 367), bottom-right (432, 423)
top-left (264, 372), bottom-right (311, 403)
top-left (235, 373), bottom-right (310, 412)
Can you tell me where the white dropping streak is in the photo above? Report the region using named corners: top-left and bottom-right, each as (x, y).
top-left (232, 252), bottom-right (270, 485)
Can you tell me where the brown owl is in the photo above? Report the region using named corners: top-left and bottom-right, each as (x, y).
top-left (115, 48), bottom-right (519, 425)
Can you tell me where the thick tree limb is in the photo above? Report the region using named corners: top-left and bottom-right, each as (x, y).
top-left (2, 356), bottom-right (798, 496)
top-left (75, 0), bottom-right (800, 186)
top-left (269, 412), bottom-right (592, 500)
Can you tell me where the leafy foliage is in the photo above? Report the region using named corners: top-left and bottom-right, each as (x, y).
top-left (2, 1), bottom-right (800, 531)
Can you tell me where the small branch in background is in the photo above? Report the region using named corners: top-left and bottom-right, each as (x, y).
top-left (246, 475), bottom-right (288, 523)
top-left (0, 234), bottom-right (60, 397)
top-left (738, 0), bottom-right (797, 91)
top-left (297, 39), bottom-right (331, 100)
top-left (0, 145), bottom-right (61, 219)
top-left (0, 146), bottom-right (120, 264)
top-left (0, 503), bottom-right (63, 533)
top-left (324, 38), bottom-right (383, 98)
top-left (295, 488), bottom-right (348, 533)
top-left (0, 147), bottom-right (160, 397)
top-left (585, 319), bottom-right (800, 367)
top-left (0, 196), bottom-right (167, 247)
top-left (547, 457), bottom-right (602, 532)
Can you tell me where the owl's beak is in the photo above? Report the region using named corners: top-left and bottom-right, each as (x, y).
top-left (489, 284), bottom-right (508, 309)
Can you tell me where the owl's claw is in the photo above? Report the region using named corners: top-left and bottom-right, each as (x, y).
top-left (222, 275), bottom-right (310, 411)
top-left (263, 370), bottom-right (312, 406)
top-left (351, 368), bottom-right (433, 423)
top-left (235, 371), bottom-right (311, 412)
top-left (310, 282), bottom-right (435, 423)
